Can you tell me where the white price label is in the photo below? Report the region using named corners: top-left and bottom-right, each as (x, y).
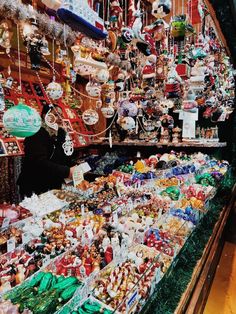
top-left (2, 218), bottom-right (10, 229)
top-left (43, 254), bottom-right (51, 266)
top-left (59, 213), bottom-right (66, 224)
top-left (81, 204), bottom-right (85, 216)
top-left (85, 225), bottom-right (93, 240)
top-left (113, 212), bottom-right (118, 225)
top-left (7, 238), bottom-right (16, 252)
top-left (22, 232), bottom-right (31, 244)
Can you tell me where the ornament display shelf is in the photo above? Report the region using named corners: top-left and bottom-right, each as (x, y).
top-left (91, 140), bottom-right (227, 148)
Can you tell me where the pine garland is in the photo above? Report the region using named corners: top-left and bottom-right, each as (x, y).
top-left (141, 170), bottom-right (236, 314)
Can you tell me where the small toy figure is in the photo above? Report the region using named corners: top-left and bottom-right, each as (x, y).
top-left (110, 0), bottom-right (123, 30)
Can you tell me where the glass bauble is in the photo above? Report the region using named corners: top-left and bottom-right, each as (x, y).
top-left (3, 102), bottom-right (41, 137)
top-left (46, 81), bottom-right (63, 100)
top-left (82, 109), bottom-right (99, 125)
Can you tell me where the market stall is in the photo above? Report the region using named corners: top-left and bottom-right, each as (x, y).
top-left (0, 0), bottom-right (235, 313)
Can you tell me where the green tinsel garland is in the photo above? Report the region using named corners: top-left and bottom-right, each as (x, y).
top-left (141, 170), bottom-right (236, 314)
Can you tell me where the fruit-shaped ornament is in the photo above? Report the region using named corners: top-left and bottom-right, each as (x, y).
top-left (82, 109), bottom-right (99, 125)
top-left (3, 101), bottom-right (41, 137)
top-left (46, 80), bottom-right (63, 100)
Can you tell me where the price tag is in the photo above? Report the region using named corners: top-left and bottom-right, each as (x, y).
top-left (1, 218), bottom-right (10, 229)
top-left (7, 238), bottom-right (16, 252)
top-left (113, 212), bottom-right (118, 225)
top-left (85, 225), bottom-right (93, 240)
top-left (22, 232), bottom-right (31, 244)
top-left (81, 204), bottom-right (85, 216)
top-left (73, 167), bottom-right (84, 187)
top-left (126, 290), bottom-right (139, 314)
top-left (78, 162), bottom-right (91, 174)
top-left (43, 255), bottom-right (51, 267)
top-left (59, 213), bottom-right (66, 224)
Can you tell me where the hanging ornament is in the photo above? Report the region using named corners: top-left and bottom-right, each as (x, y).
top-left (46, 81), bottom-right (63, 100)
top-left (62, 133), bottom-right (74, 156)
top-left (118, 116), bottom-right (136, 130)
top-left (0, 83), bottom-right (5, 111)
top-left (118, 99), bottom-right (138, 117)
top-left (45, 109), bottom-right (58, 131)
top-left (0, 20), bottom-right (13, 53)
top-left (82, 109), bottom-right (99, 125)
top-left (152, 0), bottom-right (172, 19)
top-left (94, 68), bottom-right (110, 83)
top-left (86, 82), bottom-right (101, 97)
top-left (101, 106), bottom-right (115, 118)
top-left (3, 101), bottom-right (41, 138)
top-left (41, 37), bottom-right (50, 56)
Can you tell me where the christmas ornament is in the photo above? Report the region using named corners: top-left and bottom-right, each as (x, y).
top-left (101, 106), bottom-right (115, 119)
top-left (45, 110), bottom-right (58, 131)
top-left (46, 81), bottom-right (63, 100)
top-left (3, 101), bottom-right (41, 138)
top-left (0, 83), bottom-right (5, 111)
top-left (57, 0), bottom-right (108, 40)
top-left (94, 68), bottom-right (109, 83)
top-left (152, 0), bottom-right (172, 19)
top-left (86, 82), bottom-right (101, 97)
top-left (118, 99), bottom-right (138, 117)
top-left (0, 20), bottom-right (13, 53)
top-left (118, 116), bottom-right (136, 130)
top-left (62, 133), bottom-right (74, 156)
top-left (82, 109), bottom-right (99, 125)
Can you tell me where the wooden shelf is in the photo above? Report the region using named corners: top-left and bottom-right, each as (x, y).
top-left (91, 141), bottom-right (227, 148)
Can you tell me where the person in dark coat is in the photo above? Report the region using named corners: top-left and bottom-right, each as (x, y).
top-left (18, 104), bottom-right (76, 198)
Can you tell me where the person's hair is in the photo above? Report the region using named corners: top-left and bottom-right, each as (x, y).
top-left (41, 104), bottom-right (62, 118)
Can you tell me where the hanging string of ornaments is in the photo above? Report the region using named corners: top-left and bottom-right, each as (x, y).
top-left (0, 0), bottom-right (235, 145)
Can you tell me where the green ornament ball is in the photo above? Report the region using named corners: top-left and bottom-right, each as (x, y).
top-left (3, 102), bottom-right (41, 138)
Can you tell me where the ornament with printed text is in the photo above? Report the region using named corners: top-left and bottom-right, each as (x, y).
top-left (3, 101), bottom-right (41, 137)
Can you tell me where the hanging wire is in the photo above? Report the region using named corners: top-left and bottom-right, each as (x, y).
top-left (16, 24), bottom-right (22, 92)
top-left (52, 37), bottom-right (56, 80)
